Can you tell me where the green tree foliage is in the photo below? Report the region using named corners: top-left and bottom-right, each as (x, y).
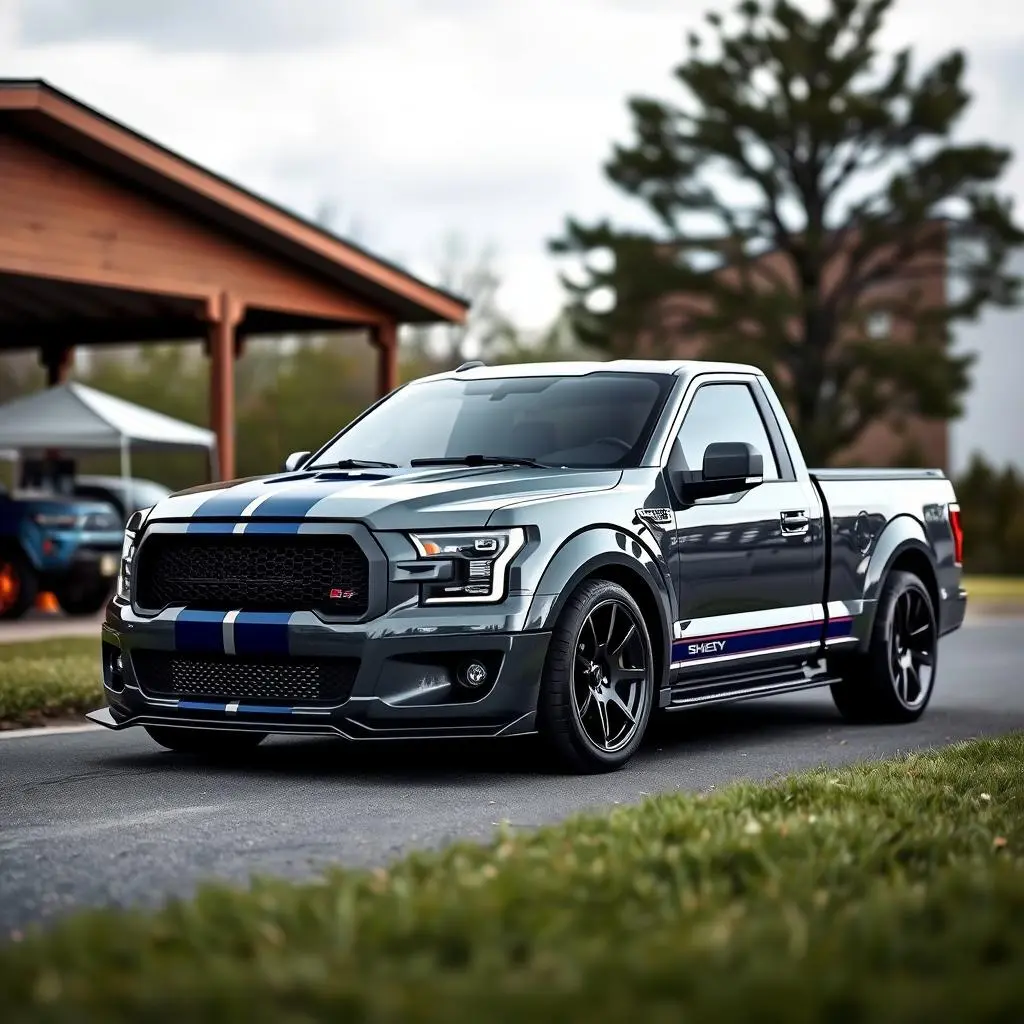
top-left (552, 0), bottom-right (1024, 465)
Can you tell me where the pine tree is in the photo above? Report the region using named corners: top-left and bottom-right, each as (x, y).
top-left (551, 0), bottom-right (1024, 464)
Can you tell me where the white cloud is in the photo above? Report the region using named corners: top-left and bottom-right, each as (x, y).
top-left (4, 0), bottom-right (1024, 338)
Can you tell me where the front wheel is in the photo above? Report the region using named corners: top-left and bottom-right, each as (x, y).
top-left (538, 578), bottom-right (655, 773)
top-left (144, 726), bottom-right (267, 756)
top-left (830, 569), bottom-right (938, 724)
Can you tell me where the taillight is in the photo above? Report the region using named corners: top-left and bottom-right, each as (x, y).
top-left (948, 503), bottom-right (963, 565)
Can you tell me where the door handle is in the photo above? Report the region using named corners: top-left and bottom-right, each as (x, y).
top-left (780, 510), bottom-right (809, 534)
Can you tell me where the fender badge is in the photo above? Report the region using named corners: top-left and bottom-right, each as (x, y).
top-left (635, 508), bottom-right (672, 529)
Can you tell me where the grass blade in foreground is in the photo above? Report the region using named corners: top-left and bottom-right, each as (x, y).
top-left (2, 734), bottom-right (1023, 1023)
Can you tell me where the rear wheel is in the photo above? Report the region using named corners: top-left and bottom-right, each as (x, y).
top-left (538, 578), bottom-right (655, 773)
top-left (830, 569), bottom-right (938, 724)
top-left (0, 549), bottom-right (38, 621)
top-left (144, 726), bottom-right (267, 755)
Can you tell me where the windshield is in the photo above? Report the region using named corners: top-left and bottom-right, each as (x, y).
top-left (308, 371), bottom-right (675, 469)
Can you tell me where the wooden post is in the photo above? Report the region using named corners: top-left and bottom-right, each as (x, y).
top-left (373, 320), bottom-right (398, 398)
top-left (207, 292), bottom-right (243, 481)
top-left (40, 345), bottom-right (73, 386)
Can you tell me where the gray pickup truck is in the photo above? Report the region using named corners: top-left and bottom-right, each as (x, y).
top-left (89, 359), bottom-right (967, 773)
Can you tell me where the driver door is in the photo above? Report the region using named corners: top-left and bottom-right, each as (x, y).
top-left (665, 375), bottom-right (826, 678)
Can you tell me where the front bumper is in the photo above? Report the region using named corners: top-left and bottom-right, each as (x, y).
top-left (90, 597), bottom-right (551, 741)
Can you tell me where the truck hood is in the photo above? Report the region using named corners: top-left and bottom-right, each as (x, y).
top-left (149, 465), bottom-right (623, 531)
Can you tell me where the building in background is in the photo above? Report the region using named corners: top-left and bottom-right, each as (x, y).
top-left (949, 248), bottom-right (1024, 475)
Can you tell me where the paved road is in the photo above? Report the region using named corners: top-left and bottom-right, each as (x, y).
top-left (1, 617), bottom-right (1021, 937)
top-left (0, 610), bottom-right (103, 644)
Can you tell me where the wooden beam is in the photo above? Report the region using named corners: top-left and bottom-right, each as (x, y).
top-left (207, 292), bottom-right (243, 481)
top-left (373, 320), bottom-right (398, 398)
top-left (39, 344), bottom-right (73, 385)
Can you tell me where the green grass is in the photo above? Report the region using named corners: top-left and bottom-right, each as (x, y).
top-left (964, 574), bottom-right (1024, 601)
top-left (1, 734), bottom-right (1023, 1023)
top-left (0, 637), bottom-right (100, 729)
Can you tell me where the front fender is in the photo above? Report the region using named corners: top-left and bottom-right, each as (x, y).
top-left (854, 514), bottom-right (936, 650)
top-left (524, 527), bottom-right (674, 690)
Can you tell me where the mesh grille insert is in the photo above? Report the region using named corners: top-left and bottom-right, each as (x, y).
top-left (132, 650), bottom-right (359, 704)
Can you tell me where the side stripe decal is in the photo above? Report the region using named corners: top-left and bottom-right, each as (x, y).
top-left (672, 616), bottom-right (854, 662)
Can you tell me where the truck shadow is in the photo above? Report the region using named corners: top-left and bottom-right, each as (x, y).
top-left (103, 695), bottom-right (849, 781)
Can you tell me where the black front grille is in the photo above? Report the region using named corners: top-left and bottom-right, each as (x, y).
top-left (132, 650), bottom-right (359, 704)
top-left (135, 534), bottom-right (369, 615)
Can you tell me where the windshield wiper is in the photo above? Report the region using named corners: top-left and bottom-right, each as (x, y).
top-left (318, 458), bottom-right (399, 469)
top-left (410, 454), bottom-right (550, 468)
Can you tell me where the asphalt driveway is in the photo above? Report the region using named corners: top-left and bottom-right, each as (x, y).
top-left (1, 615), bottom-right (1021, 937)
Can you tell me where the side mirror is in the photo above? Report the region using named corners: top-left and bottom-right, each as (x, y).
top-left (282, 451), bottom-right (311, 473)
top-left (672, 442), bottom-right (764, 503)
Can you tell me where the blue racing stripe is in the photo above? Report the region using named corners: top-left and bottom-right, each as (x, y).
top-left (185, 521), bottom-right (238, 534)
top-left (242, 520), bottom-right (302, 534)
top-left (236, 705), bottom-right (295, 715)
top-left (672, 619), bottom-right (825, 661)
top-left (247, 487), bottom-right (334, 519)
top-left (233, 611), bottom-right (292, 656)
top-left (178, 701), bottom-right (227, 712)
top-left (191, 487), bottom-right (266, 520)
top-left (174, 610), bottom-right (225, 653)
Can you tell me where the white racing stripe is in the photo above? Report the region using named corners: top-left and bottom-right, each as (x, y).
top-left (233, 493), bottom-right (276, 532)
top-left (222, 609), bottom-right (241, 654)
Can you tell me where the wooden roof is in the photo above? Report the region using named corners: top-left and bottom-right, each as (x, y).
top-left (0, 79), bottom-right (469, 327)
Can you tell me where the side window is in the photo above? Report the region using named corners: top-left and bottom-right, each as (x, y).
top-left (674, 383), bottom-right (780, 480)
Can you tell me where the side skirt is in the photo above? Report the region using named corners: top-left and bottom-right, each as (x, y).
top-left (664, 663), bottom-right (840, 711)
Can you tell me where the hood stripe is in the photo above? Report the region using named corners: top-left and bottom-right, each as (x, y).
top-left (243, 521), bottom-right (302, 535)
top-left (191, 487), bottom-right (269, 520)
top-left (186, 521), bottom-right (239, 534)
top-left (248, 487), bottom-right (341, 520)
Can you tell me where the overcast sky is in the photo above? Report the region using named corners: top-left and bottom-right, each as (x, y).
top-left (3, 0), bottom-right (1023, 466)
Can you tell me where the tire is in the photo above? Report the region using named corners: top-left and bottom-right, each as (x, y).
top-left (53, 580), bottom-right (114, 616)
top-left (537, 578), bottom-right (655, 773)
top-left (144, 726), bottom-right (267, 755)
top-left (0, 548), bottom-right (39, 621)
top-left (830, 569), bottom-right (938, 724)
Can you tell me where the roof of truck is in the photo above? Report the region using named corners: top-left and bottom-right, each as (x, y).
top-left (420, 359), bottom-right (766, 382)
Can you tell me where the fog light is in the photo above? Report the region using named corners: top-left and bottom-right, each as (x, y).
top-left (457, 660), bottom-right (489, 689)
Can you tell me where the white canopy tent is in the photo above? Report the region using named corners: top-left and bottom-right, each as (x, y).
top-left (0, 382), bottom-right (217, 482)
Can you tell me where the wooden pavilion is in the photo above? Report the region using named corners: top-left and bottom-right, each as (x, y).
top-left (0, 79), bottom-right (468, 480)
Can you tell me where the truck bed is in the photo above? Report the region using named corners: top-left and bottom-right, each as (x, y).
top-left (810, 468), bottom-right (946, 481)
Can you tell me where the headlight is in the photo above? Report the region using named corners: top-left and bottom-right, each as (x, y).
top-left (116, 507), bottom-right (151, 602)
top-left (407, 527), bottom-right (526, 604)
